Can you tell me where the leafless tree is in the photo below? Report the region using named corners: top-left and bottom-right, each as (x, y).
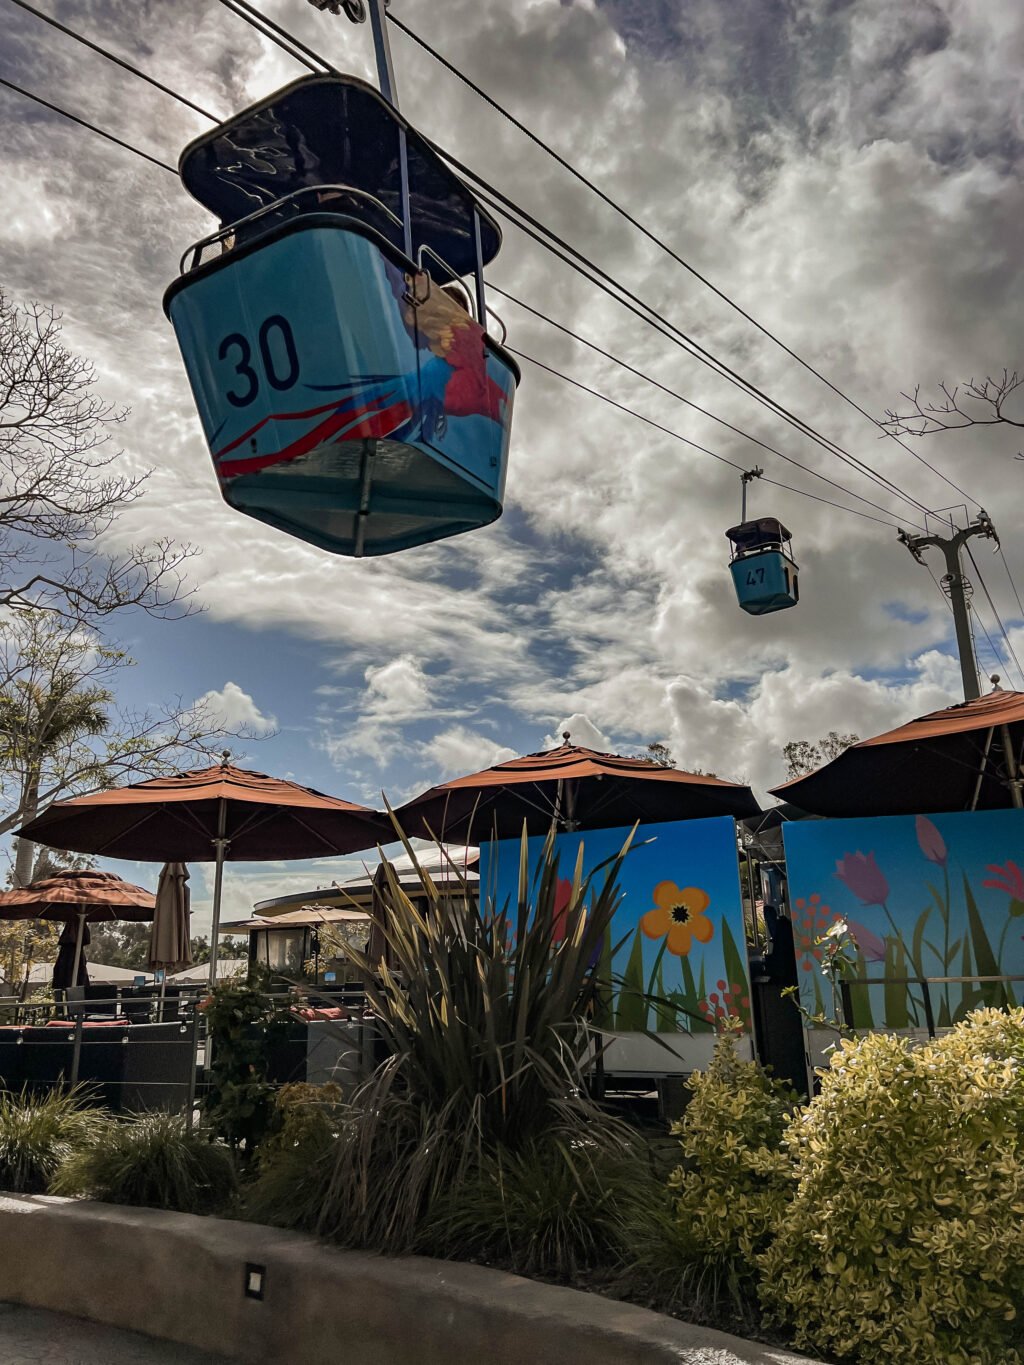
top-left (0, 289), bottom-right (196, 624)
top-left (881, 369), bottom-right (1024, 440)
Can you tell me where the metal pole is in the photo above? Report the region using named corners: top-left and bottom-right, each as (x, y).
top-left (208, 797), bottom-right (229, 990)
top-left (472, 207), bottom-right (486, 323)
top-left (69, 1014), bottom-right (83, 1087)
top-left (366, 0), bottom-right (398, 107)
top-left (185, 1009), bottom-right (200, 1133)
top-left (940, 536), bottom-right (980, 702)
top-left (1001, 724), bottom-right (1024, 809)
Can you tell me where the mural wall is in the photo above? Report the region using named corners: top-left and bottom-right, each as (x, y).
top-left (782, 809), bottom-right (1024, 1031)
top-left (479, 816), bottom-right (750, 1036)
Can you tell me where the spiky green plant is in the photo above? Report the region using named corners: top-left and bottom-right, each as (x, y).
top-left (0, 1086), bottom-right (109, 1193)
top-left (315, 821), bottom-right (641, 1252)
top-left (53, 1111), bottom-right (236, 1215)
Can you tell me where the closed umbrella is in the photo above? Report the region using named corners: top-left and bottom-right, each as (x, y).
top-left (770, 685), bottom-right (1024, 816)
top-left (17, 755), bottom-right (390, 986)
top-left (149, 862), bottom-right (193, 975)
top-left (395, 735), bottom-right (760, 841)
top-left (0, 869), bottom-right (156, 993)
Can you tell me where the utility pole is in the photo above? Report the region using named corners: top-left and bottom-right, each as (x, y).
top-left (898, 510), bottom-right (998, 702)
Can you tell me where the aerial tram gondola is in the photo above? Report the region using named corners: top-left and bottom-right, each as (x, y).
top-left (163, 70), bottom-right (519, 557)
top-left (725, 468), bottom-right (800, 615)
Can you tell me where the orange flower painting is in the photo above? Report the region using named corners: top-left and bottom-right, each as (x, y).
top-left (640, 881), bottom-right (714, 957)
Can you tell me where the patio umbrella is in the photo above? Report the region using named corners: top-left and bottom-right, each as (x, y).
top-left (149, 861), bottom-right (193, 980)
top-left (0, 868), bottom-right (156, 992)
top-left (16, 755), bottom-right (389, 985)
top-left (769, 685), bottom-right (1024, 816)
top-left (394, 735), bottom-right (761, 842)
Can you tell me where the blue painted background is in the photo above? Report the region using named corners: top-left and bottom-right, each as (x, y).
top-left (479, 816), bottom-right (750, 1034)
top-left (782, 809), bottom-right (1024, 1029)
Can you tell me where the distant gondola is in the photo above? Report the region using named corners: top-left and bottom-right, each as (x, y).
top-left (726, 471), bottom-right (799, 614)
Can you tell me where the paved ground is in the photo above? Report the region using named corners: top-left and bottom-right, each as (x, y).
top-left (0, 1304), bottom-right (229, 1363)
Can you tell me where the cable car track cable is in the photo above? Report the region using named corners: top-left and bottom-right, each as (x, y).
top-left (510, 347), bottom-right (902, 529)
top-left (0, 75), bottom-right (176, 173)
top-left (384, 9), bottom-right (980, 512)
top-left (966, 546), bottom-right (1024, 689)
top-left (4, 0), bottom-right (224, 122)
top-left (490, 282), bottom-right (922, 529)
top-left (211, 0), bottom-right (943, 527)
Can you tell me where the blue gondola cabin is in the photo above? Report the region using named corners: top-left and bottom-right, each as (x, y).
top-left (163, 74), bottom-right (519, 556)
top-left (726, 517), bottom-right (799, 615)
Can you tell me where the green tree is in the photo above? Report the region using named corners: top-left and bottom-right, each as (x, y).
top-left (782, 730), bottom-right (859, 779)
top-left (0, 611), bottom-right (254, 885)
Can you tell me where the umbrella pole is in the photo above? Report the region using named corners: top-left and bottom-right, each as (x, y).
top-left (1002, 725), bottom-right (1024, 809)
top-left (70, 909), bottom-right (86, 990)
top-left (208, 804), bottom-right (229, 990)
top-left (970, 728), bottom-right (996, 811)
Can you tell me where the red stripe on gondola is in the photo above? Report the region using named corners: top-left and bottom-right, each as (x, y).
top-left (215, 393), bottom-right (382, 458)
top-left (217, 395), bottom-right (414, 478)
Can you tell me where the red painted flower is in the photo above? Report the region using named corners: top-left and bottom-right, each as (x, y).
top-left (835, 851), bottom-right (889, 906)
top-left (915, 816), bottom-right (947, 868)
top-left (983, 861), bottom-right (1024, 902)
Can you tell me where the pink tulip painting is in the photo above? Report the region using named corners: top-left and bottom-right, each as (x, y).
top-left (835, 851), bottom-right (890, 906)
top-left (915, 816), bottom-right (947, 868)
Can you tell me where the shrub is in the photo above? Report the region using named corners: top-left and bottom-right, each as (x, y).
top-left (243, 1082), bottom-right (343, 1229)
top-left (760, 1008), bottom-right (1024, 1365)
top-left (0, 1086), bottom-right (108, 1193)
top-left (667, 1033), bottom-right (796, 1311)
top-left (316, 824), bottom-right (638, 1252)
top-left (201, 973), bottom-right (293, 1157)
top-left (53, 1111), bottom-right (236, 1215)
top-left (426, 1130), bottom-right (657, 1279)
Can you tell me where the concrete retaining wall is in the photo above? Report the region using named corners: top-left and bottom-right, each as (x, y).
top-left (0, 1193), bottom-right (823, 1364)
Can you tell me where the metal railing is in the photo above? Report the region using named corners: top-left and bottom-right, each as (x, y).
top-left (838, 973), bottom-right (1024, 1038)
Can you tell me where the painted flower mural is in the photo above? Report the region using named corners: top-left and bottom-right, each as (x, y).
top-left (916, 816), bottom-right (948, 868)
top-left (983, 861), bottom-right (1024, 904)
top-left (641, 881), bottom-right (713, 957)
top-left (835, 851), bottom-right (890, 906)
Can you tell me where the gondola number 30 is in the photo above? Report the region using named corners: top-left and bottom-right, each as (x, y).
top-left (218, 316), bottom-right (301, 407)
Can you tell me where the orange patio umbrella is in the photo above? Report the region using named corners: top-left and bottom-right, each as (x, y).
top-left (394, 735), bottom-right (760, 842)
top-left (0, 868), bottom-right (156, 991)
top-left (17, 756), bottom-right (389, 984)
top-left (770, 686), bottom-right (1024, 816)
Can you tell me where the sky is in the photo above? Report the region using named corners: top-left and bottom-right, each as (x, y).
top-left (1, 0), bottom-right (1022, 934)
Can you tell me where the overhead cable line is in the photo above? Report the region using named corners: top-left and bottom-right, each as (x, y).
top-left (490, 282), bottom-right (914, 528)
top-left (998, 544), bottom-right (1024, 621)
top-left (385, 9), bottom-right (981, 511)
top-left (966, 546), bottom-right (1024, 688)
top-left (0, 75), bottom-right (176, 173)
top-left (213, 0), bottom-right (940, 528)
top-left (510, 348), bottom-right (900, 529)
top-left (5, 0), bottom-right (223, 121)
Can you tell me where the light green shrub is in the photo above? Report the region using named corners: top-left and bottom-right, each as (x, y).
top-left (668, 1033), bottom-right (796, 1308)
top-left (243, 1082), bottom-right (343, 1229)
top-left (760, 1008), bottom-right (1024, 1365)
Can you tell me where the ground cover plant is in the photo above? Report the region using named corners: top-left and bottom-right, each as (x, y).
top-left (0, 1085), bottom-right (107, 1193)
top-left (53, 1110), bottom-right (236, 1215)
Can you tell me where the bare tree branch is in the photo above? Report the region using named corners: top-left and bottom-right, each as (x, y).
top-left (881, 369), bottom-right (1024, 438)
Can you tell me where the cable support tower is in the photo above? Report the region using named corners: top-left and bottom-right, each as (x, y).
top-left (380, 6), bottom-right (980, 511)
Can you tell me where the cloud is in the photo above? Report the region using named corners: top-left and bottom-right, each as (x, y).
top-left (194, 681), bottom-right (277, 736)
top-left (418, 726), bottom-right (517, 778)
top-left (543, 713), bottom-right (613, 752)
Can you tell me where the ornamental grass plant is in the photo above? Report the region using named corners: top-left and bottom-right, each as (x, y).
top-left (53, 1111), bottom-right (237, 1215)
top-left (760, 1007), bottom-right (1024, 1365)
top-left (0, 1085), bottom-right (108, 1194)
top-left (243, 1082), bottom-right (344, 1229)
top-left (313, 822), bottom-right (646, 1261)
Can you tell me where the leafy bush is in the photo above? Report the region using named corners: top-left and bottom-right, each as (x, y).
top-left (316, 824), bottom-right (639, 1252)
top-left (668, 1034), bottom-right (796, 1311)
top-left (243, 1082), bottom-right (343, 1229)
top-left (0, 1086), bottom-right (108, 1193)
top-left (760, 1008), bottom-right (1024, 1365)
top-left (201, 972), bottom-right (293, 1157)
top-left (53, 1111), bottom-right (236, 1215)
